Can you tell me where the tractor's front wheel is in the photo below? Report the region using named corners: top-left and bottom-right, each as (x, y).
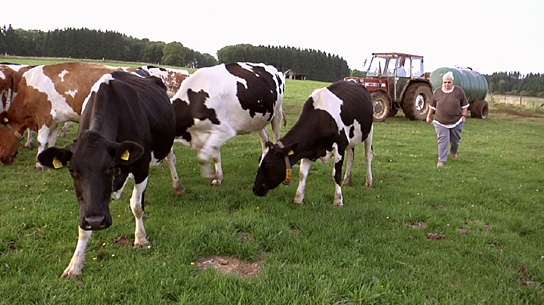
top-left (402, 83), bottom-right (432, 120)
top-left (371, 91), bottom-right (390, 122)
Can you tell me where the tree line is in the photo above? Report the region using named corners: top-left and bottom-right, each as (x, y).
top-left (0, 25), bottom-right (349, 82)
top-left (1, 25), bottom-right (543, 94)
top-left (486, 72), bottom-right (544, 98)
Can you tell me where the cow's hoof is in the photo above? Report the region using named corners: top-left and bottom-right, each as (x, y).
top-left (174, 185), bottom-right (186, 196)
top-left (134, 238), bottom-right (149, 248)
top-left (61, 267), bottom-right (82, 279)
top-left (211, 179), bottom-right (222, 186)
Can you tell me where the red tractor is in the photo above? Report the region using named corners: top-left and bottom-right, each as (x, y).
top-left (345, 52), bottom-right (433, 122)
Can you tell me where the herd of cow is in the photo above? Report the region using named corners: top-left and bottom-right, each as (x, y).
top-left (0, 61), bottom-right (374, 278)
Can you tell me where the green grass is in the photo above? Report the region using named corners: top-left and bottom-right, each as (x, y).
top-left (1, 69), bottom-right (544, 304)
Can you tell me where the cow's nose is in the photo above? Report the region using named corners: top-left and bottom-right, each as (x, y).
top-left (83, 215), bottom-right (107, 230)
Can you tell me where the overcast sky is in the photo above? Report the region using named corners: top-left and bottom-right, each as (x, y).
top-left (4, 0), bottom-right (543, 75)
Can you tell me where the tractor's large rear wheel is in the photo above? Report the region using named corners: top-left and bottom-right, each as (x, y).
top-left (371, 91), bottom-right (390, 122)
top-left (470, 100), bottom-right (489, 119)
top-left (402, 83), bottom-right (432, 120)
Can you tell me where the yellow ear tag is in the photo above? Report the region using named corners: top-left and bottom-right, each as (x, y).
top-left (121, 149), bottom-right (130, 161)
top-left (52, 157), bottom-right (63, 169)
top-left (3, 118), bottom-right (8, 123)
top-left (288, 150), bottom-right (294, 156)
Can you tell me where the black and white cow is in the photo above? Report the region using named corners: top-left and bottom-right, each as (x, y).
top-left (171, 62), bottom-right (285, 186)
top-left (252, 81), bottom-right (374, 207)
top-left (37, 71), bottom-right (177, 278)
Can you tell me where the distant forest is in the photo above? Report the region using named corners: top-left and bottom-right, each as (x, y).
top-left (1, 25), bottom-right (543, 95)
top-left (0, 25), bottom-right (349, 82)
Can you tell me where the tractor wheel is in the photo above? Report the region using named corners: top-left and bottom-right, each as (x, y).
top-left (371, 91), bottom-right (390, 122)
top-left (470, 100), bottom-right (489, 119)
top-left (401, 83), bottom-right (432, 120)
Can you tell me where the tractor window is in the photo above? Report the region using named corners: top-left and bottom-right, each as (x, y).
top-left (367, 57), bottom-right (388, 76)
top-left (410, 57), bottom-right (424, 77)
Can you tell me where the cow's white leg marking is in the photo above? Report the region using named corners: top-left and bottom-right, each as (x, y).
top-left (342, 148), bottom-right (354, 186)
top-left (24, 130), bottom-right (35, 148)
top-left (211, 150), bottom-right (223, 186)
top-left (294, 158), bottom-right (312, 205)
top-left (332, 146), bottom-right (344, 207)
top-left (165, 148), bottom-right (185, 195)
top-left (61, 227), bottom-right (92, 279)
top-left (198, 129), bottom-right (235, 184)
top-left (111, 173), bottom-right (133, 200)
top-left (257, 128), bottom-right (270, 161)
top-left (35, 125), bottom-right (52, 169)
top-left (131, 178), bottom-right (148, 247)
top-left (364, 126), bottom-right (374, 188)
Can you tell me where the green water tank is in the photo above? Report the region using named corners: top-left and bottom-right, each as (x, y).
top-left (430, 67), bottom-right (488, 103)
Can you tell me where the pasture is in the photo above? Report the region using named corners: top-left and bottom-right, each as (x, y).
top-left (1, 61), bottom-right (544, 304)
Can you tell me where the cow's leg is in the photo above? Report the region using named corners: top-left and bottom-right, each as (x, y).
top-left (165, 148), bottom-right (185, 195)
top-left (332, 145), bottom-right (346, 207)
top-left (257, 128), bottom-right (270, 161)
top-left (364, 126), bottom-right (374, 187)
top-left (211, 150), bottom-right (223, 186)
top-left (24, 130), bottom-right (34, 149)
top-left (130, 178), bottom-right (149, 247)
top-left (34, 125), bottom-right (51, 170)
top-left (294, 158), bottom-right (312, 205)
top-left (270, 108), bottom-right (283, 142)
top-left (58, 122), bottom-right (72, 137)
top-left (198, 129), bottom-right (235, 185)
top-left (61, 227), bottom-right (92, 279)
top-left (112, 172), bottom-right (132, 200)
top-left (342, 147), bottom-right (355, 186)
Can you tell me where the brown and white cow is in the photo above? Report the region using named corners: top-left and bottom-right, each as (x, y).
top-left (253, 80), bottom-right (374, 207)
top-left (0, 62), bottom-right (135, 167)
top-left (138, 65), bottom-right (189, 98)
top-left (1, 63), bottom-right (33, 111)
top-left (38, 71), bottom-right (177, 278)
top-left (0, 63), bottom-right (36, 148)
top-left (171, 62), bottom-right (285, 186)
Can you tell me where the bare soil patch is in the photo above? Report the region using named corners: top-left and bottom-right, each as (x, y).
top-left (195, 255), bottom-right (263, 278)
top-left (490, 109), bottom-right (544, 118)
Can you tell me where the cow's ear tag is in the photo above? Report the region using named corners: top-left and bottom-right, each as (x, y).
top-left (121, 149), bottom-right (130, 161)
top-left (288, 150), bottom-right (294, 156)
top-left (52, 157), bottom-right (63, 169)
top-left (3, 118), bottom-right (8, 123)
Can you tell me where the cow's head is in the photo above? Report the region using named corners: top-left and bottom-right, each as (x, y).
top-left (253, 141), bottom-right (297, 197)
top-left (38, 130), bottom-right (144, 230)
top-left (0, 113), bottom-right (23, 165)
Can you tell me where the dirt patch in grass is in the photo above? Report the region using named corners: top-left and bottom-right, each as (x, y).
top-left (195, 231), bottom-right (263, 278)
top-left (195, 255), bottom-right (263, 278)
top-left (490, 109), bottom-right (544, 118)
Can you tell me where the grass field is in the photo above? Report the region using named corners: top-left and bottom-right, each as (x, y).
top-left (1, 59), bottom-right (544, 304)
